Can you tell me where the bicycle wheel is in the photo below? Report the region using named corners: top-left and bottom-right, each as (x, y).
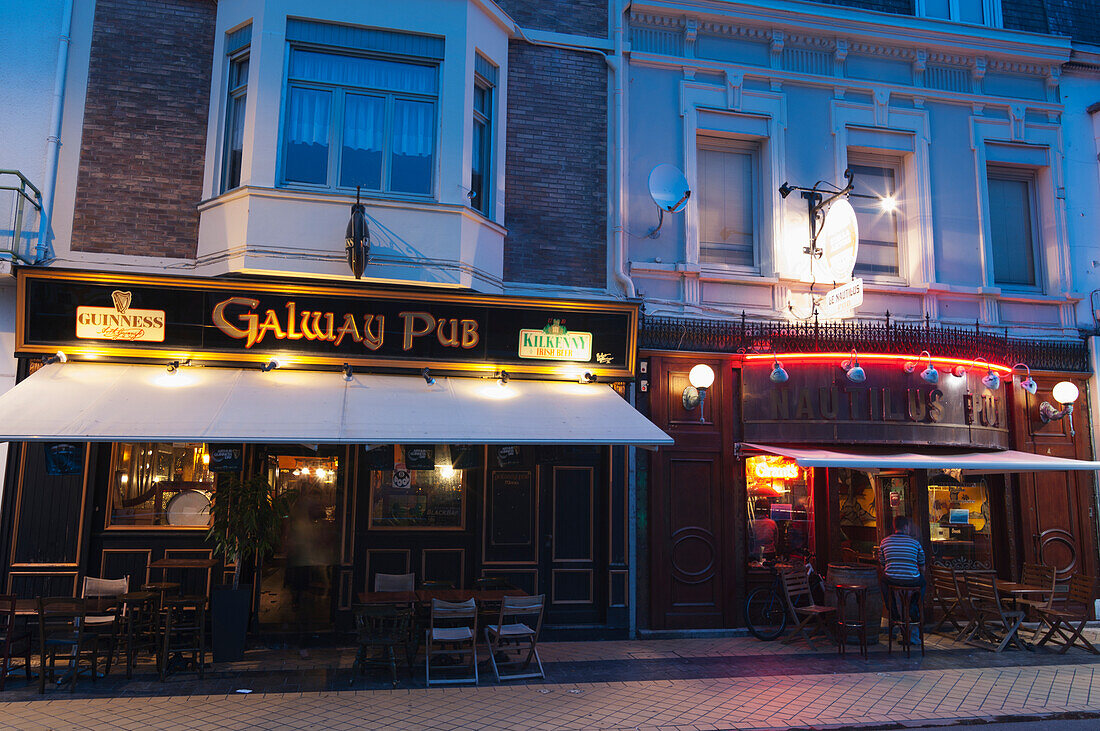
top-left (744, 586), bottom-right (787, 640)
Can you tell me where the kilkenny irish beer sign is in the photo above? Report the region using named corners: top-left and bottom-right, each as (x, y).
top-left (17, 270), bottom-right (637, 378)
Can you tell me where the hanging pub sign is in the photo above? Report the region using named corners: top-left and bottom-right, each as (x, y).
top-left (741, 358), bottom-right (1009, 449)
top-left (16, 270), bottom-right (637, 379)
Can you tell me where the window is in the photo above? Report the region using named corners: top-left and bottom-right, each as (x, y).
top-left (366, 445), bottom-right (472, 530)
top-left (282, 48), bottom-right (438, 195)
top-left (848, 155), bottom-right (903, 279)
top-left (107, 443), bottom-right (214, 528)
top-left (987, 166), bottom-right (1039, 288)
top-left (746, 456), bottom-right (814, 566)
top-left (470, 55), bottom-right (497, 215)
top-left (222, 54), bottom-right (249, 192)
top-left (918, 0), bottom-right (999, 25)
top-left (697, 138), bottom-right (757, 268)
top-left (927, 471), bottom-right (993, 571)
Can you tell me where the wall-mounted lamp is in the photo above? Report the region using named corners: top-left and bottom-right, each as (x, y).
top-left (904, 351), bottom-right (938, 384)
top-left (1013, 363), bottom-right (1038, 394)
top-left (879, 195), bottom-right (898, 213)
top-left (976, 357), bottom-right (1000, 390)
top-left (343, 363), bottom-right (354, 382)
top-left (1040, 380), bottom-right (1079, 436)
top-left (682, 364), bottom-right (715, 422)
top-left (422, 367), bottom-right (435, 385)
top-left (579, 371), bottom-right (598, 384)
top-left (166, 359), bottom-right (191, 375)
top-left (769, 358), bottom-right (789, 384)
top-left (260, 358), bottom-right (281, 372)
top-left (841, 350), bottom-right (866, 383)
top-left (43, 351), bottom-right (67, 365)
top-left (497, 369), bottom-right (510, 387)
top-left (345, 186), bottom-right (370, 279)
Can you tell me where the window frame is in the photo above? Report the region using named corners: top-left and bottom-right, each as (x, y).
top-left (278, 43), bottom-right (441, 199)
top-left (846, 150), bottom-right (908, 284)
top-left (220, 50), bottom-right (250, 194)
top-left (695, 135), bottom-right (761, 274)
top-left (105, 442), bottom-right (216, 531)
top-left (470, 67), bottom-right (494, 216)
top-left (985, 164), bottom-right (1043, 292)
top-left (915, 0), bottom-right (1002, 26)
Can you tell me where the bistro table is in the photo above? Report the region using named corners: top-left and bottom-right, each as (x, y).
top-left (149, 557), bottom-right (220, 598)
top-left (355, 588), bottom-right (528, 605)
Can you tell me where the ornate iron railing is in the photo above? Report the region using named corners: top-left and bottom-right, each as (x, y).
top-left (639, 313), bottom-right (1091, 372)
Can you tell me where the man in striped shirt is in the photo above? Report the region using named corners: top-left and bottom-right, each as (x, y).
top-left (879, 516), bottom-right (926, 643)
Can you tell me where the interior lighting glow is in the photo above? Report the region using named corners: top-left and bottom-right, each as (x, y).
top-left (438, 465), bottom-right (456, 479)
top-left (754, 461), bottom-right (800, 480)
top-left (1053, 381), bottom-right (1080, 405)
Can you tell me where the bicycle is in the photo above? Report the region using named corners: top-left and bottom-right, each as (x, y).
top-left (743, 556), bottom-right (824, 640)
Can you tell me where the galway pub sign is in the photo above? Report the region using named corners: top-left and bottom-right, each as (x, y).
top-left (17, 271), bottom-right (637, 379)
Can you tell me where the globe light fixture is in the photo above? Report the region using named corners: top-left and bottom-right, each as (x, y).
top-left (683, 363), bottom-right (716, 422)
top-left (1040, 380), bottom-right (1079, 435)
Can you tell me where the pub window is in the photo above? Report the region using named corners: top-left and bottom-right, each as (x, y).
top-left (837, 469), bottom-right (878, 562)
top-left (928, 470), bottom-right (993, 571)
top-left (849, 152), bottom-right (905, 279)
top-left (746, 455), bottom-right (814, 564)
top-left (107, 443), bottom-right (214, 528)
top-left (987, 165), bottom-right (1041, 289)
top-left (367, 445), bottom-right (467, 530)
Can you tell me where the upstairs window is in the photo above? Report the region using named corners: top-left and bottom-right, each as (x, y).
top-left (282, 48), bottom-right (439, 196)
top-left (849, 154), bottom-right (904, 279)
top-left (697, 137), bottom-right (758, 269)
top-left (987, 166), bottom-right (1040, 289)
top-left (470, 55), bottom-right (497, 215)
top-left (221, 25), bottom-right (251, 193)
top-left (917, 0), bottom-right (1001, 26)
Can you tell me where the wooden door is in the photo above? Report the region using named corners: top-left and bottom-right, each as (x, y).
top-left (647, 355), bottom-right (740, 629)
top-left (1011, 375), bottom-right (1098, 581)
top-left (539, 462), bottom-right (604, 624)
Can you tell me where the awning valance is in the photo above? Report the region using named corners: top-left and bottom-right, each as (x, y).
top-left (741, 443), bottom-right (1100, 473)
top-left (0, 363), bottom-right (673, 448)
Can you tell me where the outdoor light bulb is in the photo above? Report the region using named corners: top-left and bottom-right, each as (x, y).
top-left (1052, 381), bottom-right (1079, 405)
top-left (879, 196), bottom-right (898, 213)
top-left (688, 364), bottom-right (715, 389)
top-left (952, 365), bottom-right (967, 378)
top-left (769, 360), bottom-right (789, 384)
top-left (982, 371), bottom-right (1001, 391)
top-left (497, 369), bottom-right (510, 387)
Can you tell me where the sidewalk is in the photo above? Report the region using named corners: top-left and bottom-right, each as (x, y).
top-left (3, 629), bottom-right (1100, 729)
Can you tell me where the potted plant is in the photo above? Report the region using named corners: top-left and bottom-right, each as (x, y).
top-left (206, 473), bottom-right (284, 662)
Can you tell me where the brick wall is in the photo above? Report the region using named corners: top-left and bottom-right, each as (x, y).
top-left (503, 42), bottom-right (608, 289)
top-left (494, 0), bottom-right (608, 37)
top-left (71, 0), bottom-right (215, 258)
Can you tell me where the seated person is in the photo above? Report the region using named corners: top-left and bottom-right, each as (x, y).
top-left (751, 498), bottom-right (778, 561)
top-left (879, 516), bottom-right (926, 643)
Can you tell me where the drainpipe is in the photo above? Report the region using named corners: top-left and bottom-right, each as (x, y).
top-left (37, 0), bottom-right (74, 263)
top-left (610, 0), bottom-right (634, 299)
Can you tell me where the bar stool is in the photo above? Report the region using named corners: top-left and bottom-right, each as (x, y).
top-left (834, 584), bottom-right (868, 659)
top-left (141, 582), bottom-right (180, 607)
top-left (887, 585), bottom-right (925, 658)
top-left (159, 596), bottom-right (206, 680)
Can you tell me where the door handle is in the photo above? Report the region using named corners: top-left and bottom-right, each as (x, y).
top-left (544, 534), bottom-right (553, 550)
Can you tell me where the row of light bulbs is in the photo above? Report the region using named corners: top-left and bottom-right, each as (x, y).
top-left (767, 350), bottom-right (1041, 393)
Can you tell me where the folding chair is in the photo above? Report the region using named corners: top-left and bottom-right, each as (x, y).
top-left (1015, 562), bottom-right (1057, 619)
top-left (374, 573), bottom-right (415, 592)
top-left (353, 604), bottom-right (414, 686)
top-left (963, 573), bottom-right (1027, 652)
top-left (929, 567), bottom-right (966, 637)
top-left (425, 598), bottom-right (477, 686)
top-left (1035, 573), bottom-right (1098, 655)
top-left (780, 568), bottom-right (835, 650)
top-left (82, 575), bottom-right (129, 674)
top-left (0, 595), bottom-right (32, 691)
top-left (484, 594), bottom-right (545, 682)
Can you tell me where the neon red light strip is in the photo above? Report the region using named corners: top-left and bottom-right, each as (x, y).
top-left (743, 352), bottom-right (1013, 373)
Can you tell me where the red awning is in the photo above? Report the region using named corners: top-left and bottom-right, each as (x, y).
top-left (740, 443), bottom-right (1100, 474)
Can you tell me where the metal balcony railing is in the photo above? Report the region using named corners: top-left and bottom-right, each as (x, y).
top-left (0, 169), bottom-right (43, 264)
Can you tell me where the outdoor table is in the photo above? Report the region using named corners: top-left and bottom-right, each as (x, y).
top-left (149, 557), bottom-right (220, 598)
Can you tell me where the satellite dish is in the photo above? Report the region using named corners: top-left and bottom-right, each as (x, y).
top-left (648, 164), bottom-right (691, 213)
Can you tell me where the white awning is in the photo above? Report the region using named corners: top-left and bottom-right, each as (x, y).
top-left (0, 363), bottom-right (673, 448)
top-left (742, 443), bottom-right (1100, 473)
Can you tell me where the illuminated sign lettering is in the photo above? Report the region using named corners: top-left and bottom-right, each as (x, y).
top-left (754, 462), bottom-right (800, 480)
top-left (75, 290), bottom-right (166, 342)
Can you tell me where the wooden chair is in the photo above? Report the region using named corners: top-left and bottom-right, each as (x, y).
top-left (37, 597), bottom-right (99, 693)
top-left (780, 568), bottom-right (835, 650)
top-left (353, 604), bottom-right (414, 687)
top-left (82, 576), bottom-right (129, 673)
top-left (1035, 573), bottom-right (1098, 655)
top-left (962, 573), bottom-right (1027, 652)
top-left (159, 596), bottom-right (206, 680)
top-left (930, 567), bottom-right (966, 637)
top-left (484, 594), bottom-right (546, 681)
top-left (425, 598), bottom-right (477, 686)
top-left (374, 573), bottom-right (415, 592)
top-left (1016, 562), bottom-right (1057, 618)
top-left (0, 595), bottom-right (32, 691)
top-left (110, 592), bottom-right (160, 679)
